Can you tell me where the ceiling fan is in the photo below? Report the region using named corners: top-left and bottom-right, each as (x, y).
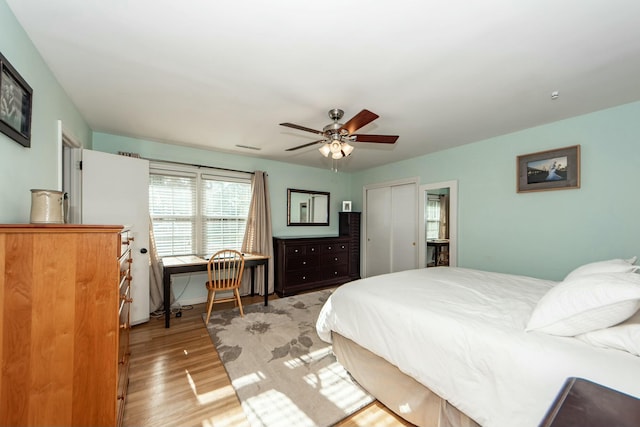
top-left (280, 108), bottom-right (398, 160)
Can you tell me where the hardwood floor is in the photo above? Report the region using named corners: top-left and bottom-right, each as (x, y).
top-left (123, 295), bottom-right (413, 427)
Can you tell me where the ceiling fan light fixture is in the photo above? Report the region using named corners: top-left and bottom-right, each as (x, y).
top-left (281, 108), bottom-right (397, 168)
top-left (329, 140), bottom-right (342, 154)
top-left (318, 143), bottom-right (331, 157)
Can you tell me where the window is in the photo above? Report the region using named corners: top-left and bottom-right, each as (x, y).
top-left (149, 163), bottom-right (251, 257)
top-left (425, 195), bottom-right (441, 240)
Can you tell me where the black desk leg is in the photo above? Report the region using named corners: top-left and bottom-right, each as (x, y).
top-left (250, 266), bottom-right (255, 296)
top-left (163, 270), bottom-right (171, 328)
top-left (263, 263), bottom-right (268, 306)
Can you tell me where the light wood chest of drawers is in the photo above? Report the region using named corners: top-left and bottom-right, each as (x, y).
top-left (0, 224), bottom-right (131, 427)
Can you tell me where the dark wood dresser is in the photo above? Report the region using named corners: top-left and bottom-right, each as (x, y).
top-left (274, 212), bottom-right (361, 297)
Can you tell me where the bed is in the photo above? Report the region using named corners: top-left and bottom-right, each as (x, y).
top-left (316, 265), bottom-right (640, 427)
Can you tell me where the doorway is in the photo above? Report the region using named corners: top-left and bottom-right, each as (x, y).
top-left (418, 180), bottom-right (458, 268)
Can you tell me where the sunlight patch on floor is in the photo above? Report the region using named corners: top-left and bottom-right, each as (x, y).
top-left (304, 361), bottom-right (372, 412)
top-left (200, 409), bottom-right (250, 427)
top-left (243, 389), bottom-right (316, 427)
top-left (185, 369), bottom-right (237, 405)
top-left (232, 370), bottom-right (266, 389)
top-left (283, 345), bottom-right (332, 369)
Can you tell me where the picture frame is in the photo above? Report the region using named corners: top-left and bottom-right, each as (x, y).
top-left (0, 51), bottom-right (33, 148)
top-left (342, 201), bottom-right (352, 212)
top-left (517, 145), bottom-right (580, 193)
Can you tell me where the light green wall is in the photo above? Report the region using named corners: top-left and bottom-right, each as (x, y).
top-left (351, 101), bottom-right (640, 280)
top-left (93, 133), bottom-right (352, 238)
top-left (0, 0), bottom-right (92, 223)
top-left (3, 0), bottom-right (640, 286)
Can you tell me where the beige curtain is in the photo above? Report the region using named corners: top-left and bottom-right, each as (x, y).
top-left (148, 217), bottom-right (174, 313)
top-left (240, 171), bottom-right (274, 296)
top-left (439, 194), bottom-right (449, 240)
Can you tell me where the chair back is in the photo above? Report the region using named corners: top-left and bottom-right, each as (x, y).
top-left (206, 249), bottom-right (245, 291)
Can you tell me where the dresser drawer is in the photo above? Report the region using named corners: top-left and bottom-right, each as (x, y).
top-left (285, 244), bottom-right (320, 257)
top-left (321, 252), bottom-right (349, 266)
top-left (321, 242), bottom-right (348, 253)
top-left (322, 264), bottom-right (349, 281)
top-left (119, 229), bottom-right (132, 258)
top-left (285, 255), bottom-right (319, 271)
top-left (284, 269), bottom-right (321, 285)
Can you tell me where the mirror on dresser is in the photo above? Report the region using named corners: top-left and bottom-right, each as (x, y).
top-left (287, 188), bottom-right (330, 226)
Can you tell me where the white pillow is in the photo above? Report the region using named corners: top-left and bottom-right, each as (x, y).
top-left (564, 257), bottom-right (638, 281)
top-left (526, 272), bottom-right (640, 336)
top-left (576, 310), bottom-right (640, 356)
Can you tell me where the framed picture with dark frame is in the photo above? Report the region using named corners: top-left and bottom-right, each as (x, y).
top-left (0, 51), bottom-right (33, 148)
top-left (517, 145), bottom-right (580, 193)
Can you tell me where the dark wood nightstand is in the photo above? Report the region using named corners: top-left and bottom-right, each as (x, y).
top-left (539, 377), bottom-right (640, 427)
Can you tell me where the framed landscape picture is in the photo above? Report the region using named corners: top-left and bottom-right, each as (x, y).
top-left (0, 52), bottom-right (33, 148)
top-left (517, 145), bottom-right (580, 193)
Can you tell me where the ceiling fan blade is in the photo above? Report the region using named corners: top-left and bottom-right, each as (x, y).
top-left (340, 109), bottom-right (379, 134)
top-left (352, 134), bottom-right (399, 144)
top-left (285, 139), bottom-right (325, 151)
top-left (280, 122), bottom-right (324, 136)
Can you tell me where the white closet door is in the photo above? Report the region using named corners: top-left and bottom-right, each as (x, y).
top-left (364, 181), bottom-right (417, 277)
top-left (390, 183), bottom-right (417, 272)
top-left (365, 186), bottom-right (392, 277)
top-left (81, 149), bottom-right (150, 325)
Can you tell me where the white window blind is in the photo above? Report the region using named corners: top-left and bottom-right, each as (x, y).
top-left (149, 164), bottom-right (251, 257)
top-left (200, 174), bottom-right (252, 256)
top-left (426, 196), bottom-right (441, 240)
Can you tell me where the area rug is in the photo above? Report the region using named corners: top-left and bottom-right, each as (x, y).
top-left (204, 289), bottom-right (374, 427)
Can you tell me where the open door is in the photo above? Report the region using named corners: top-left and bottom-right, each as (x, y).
top-left (419, 180), bottom-right (458, 268)
top-left (74, 149), bottom-right (150, 325)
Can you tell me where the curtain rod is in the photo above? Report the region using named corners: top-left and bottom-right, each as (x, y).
top-left (142, 156), bottom-right (255, 175)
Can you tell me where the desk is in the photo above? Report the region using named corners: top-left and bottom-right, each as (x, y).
top-left (161, 253), bottom-right (270, 328)
top-left (427, 239), bottom-right (449, 266)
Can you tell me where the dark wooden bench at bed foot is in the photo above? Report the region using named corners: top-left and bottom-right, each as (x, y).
top-left (540, 377), bottom-right (640, 427)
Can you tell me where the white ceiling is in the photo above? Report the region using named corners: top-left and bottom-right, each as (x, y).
top-left (7, 1), bottom-right (640, 171)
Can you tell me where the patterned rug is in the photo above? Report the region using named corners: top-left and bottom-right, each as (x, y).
top-left (204, 289), bottom-right (373, 427)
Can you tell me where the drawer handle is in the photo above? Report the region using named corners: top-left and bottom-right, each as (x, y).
top-left (302, 276), bottom-right (306, 280)
top-left (328, 246), bottom-right (332, 250)
top-left (311, 248), bottom-right (315, 252)
top-left (334, 271), bottom-right (338, 275)
top-left (334, 257), bottom-right (338, 261)
top-left (302, 261), bottom-right (306, 265)
top-left (294, 249), bottom-right (299, 253)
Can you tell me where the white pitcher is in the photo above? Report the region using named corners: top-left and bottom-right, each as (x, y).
top-left (30, 189), bottom-right (65, 224)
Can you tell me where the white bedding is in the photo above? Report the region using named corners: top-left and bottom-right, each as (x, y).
top-left (316, 267), bottom-right (640, 427)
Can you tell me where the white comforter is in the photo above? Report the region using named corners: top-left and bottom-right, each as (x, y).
top-left (316, 267), bottom-right (640, 427)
